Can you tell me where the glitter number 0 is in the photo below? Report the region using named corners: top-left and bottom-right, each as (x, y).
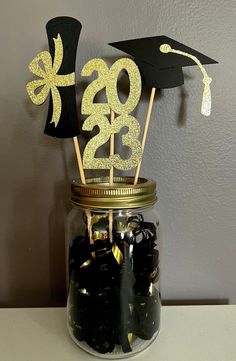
top-left (81, 58), bottom-right (142, 170)
top-left (107, 58), bottom-right (142, 114)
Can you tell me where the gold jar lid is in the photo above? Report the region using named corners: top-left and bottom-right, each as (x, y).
top-left (71, 177), bottom-right (157, 209)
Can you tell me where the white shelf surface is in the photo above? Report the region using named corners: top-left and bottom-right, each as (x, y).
top-left (0, 305), bottom-right (235, 361)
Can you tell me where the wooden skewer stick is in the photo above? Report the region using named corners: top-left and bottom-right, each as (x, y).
top-left (73, 136), bottom-right (86, 185)
top-left (73, 136), bottom-right (93, 245)
top-left (109, 110), bottom-right (115, 242)
top-left (109, 119), bottom-right (115, 185)
top-left (133, 87), bottom-right (156, 185)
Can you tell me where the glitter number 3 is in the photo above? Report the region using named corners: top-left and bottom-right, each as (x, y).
top-left (81, 58), bottom-right (142, 170)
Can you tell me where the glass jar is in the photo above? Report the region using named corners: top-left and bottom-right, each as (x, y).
top-left (66, 177), bottom-right (160, 358)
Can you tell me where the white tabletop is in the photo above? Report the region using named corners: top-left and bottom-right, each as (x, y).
top-left (0, 306), bottom-right (235, 361)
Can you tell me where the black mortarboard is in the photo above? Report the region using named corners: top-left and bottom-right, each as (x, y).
top-left (109, 36), bottom-right (217, 89)
top-left (45, 16), bottom-right (82, 138)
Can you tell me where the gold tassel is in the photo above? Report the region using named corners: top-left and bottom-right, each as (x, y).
top-left (160, 43), bottom-right (212, 116)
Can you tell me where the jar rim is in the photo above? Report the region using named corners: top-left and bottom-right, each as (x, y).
top-left (71, 176), bottom-right (157, 209)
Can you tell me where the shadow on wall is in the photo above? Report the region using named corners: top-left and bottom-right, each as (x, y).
top-left (4, 183), bottom-right (68, 307)
top-left (1, 95), bottom-right (70, 307)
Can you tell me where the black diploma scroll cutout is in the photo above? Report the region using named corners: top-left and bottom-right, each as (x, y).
top-left (109, 35), bottom-right (217, 89)
top-left (45, 16), bottom-right (82, 138)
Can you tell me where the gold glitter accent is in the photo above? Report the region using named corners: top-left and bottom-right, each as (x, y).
top-left (79, 288), bottom-right (90, 296)
top-left (159, 44), bottom-right (172, 53)
top-left (149, 267), bottom-right (160, 281)
top-left (111, 114), bottom-right (142, 170)
top-left (128, 333), bottom-right (133, 345)
top-left (81, 58), bottom-right (110, 115)
top-left (112, 243), bottom-right (123, 264)
top-left (81, 58), bottom-right (142, 170)
top-left (93, 230), bottom-right (108, 241)
top-left (108, 59), bottom-right (142, 170)
top-left (26, 34), bottom-right (75, 126)
top-left (107, 58), bottom-right (142, 114)
top-left (82, 113), bottom-right (142, 170)
top-left (80, 259), bottom-right (92, 268)
top-left (149, 283), bottom-right (154, 295)
top-left (82, 114), bottom-right (112, 169)
top-left (160, 43), bottom-right (212, 116)
top-left (128, 301), bottom-right (134, 346)
top-left (91, 214), bottom-right (107, 225)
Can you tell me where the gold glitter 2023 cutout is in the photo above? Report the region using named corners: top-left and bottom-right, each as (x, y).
top-left (160, 43), bottom-right (212, 116)
top-left (81, 58), bottom-right (142, 171)
top-left (26, 34), bottom-right (75, 127)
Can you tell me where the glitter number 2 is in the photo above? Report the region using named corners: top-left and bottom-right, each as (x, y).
top-left (82, 114), bottom-right (112, 169)
top-left (81, 58), bottom-right (110, 115)
top-left (81, 58), bottom-right (142, 170)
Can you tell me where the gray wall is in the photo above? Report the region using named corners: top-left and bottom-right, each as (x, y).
top-left (0, 0), bottom-right (235, 306)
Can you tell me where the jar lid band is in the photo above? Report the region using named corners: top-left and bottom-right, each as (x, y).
top-left (71, 177), bottom-right (157, 209)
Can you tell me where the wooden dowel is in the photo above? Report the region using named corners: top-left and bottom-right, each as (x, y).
top-left (109, 111), bottom-right (115, 186)
top-left (108, 210), bottom-right (113, 242)
top-left (109, 110), bottom-right (115, 242)
top-left (73, 136), bottom-right (93, 246)
top-left (133, 87), bottom-right (156, 185)
top-left (73, 136), bottom-right (86, 185)
top-left (86, 210), bottom-right (93, 248)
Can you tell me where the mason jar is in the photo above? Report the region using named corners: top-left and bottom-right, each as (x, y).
top-left (66, 177), bottom-right (160, 358)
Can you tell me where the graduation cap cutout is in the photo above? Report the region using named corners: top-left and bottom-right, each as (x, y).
top-left (109, 36), bottom-right (217, 116)
top-left (27, 16), bottom-right (82, 138)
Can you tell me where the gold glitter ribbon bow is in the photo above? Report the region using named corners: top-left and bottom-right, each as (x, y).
top-left (26, 34), bottom-right (75, 126)
top-left (160, 44), bottom-right (212, 116)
